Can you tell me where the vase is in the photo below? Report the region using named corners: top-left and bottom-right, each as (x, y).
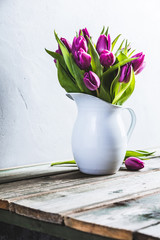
top-left (67, 93), bottom-right (136, 175)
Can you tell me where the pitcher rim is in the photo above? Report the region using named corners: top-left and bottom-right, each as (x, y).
top-left (66, 92), bottom-right (123, 109)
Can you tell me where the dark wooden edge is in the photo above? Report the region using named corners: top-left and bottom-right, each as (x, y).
top-left (133, 232), bottom-right (159, 240)
top-left (64, 216), bottom-right (132, 240)
top-left (0, 209), bottom-right (114, 240)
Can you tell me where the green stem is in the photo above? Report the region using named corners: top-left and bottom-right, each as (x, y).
top-left (51, 160), bottom-right (76, 166)
top-left (96, 89), bottom-right (100, 97)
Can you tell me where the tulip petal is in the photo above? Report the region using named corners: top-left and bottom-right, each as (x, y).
top-left (79, 28), bottom-right (90, 42)
top-left (74, 48), bottom-right (91, 70)
top-left (107, 34), bottom-right (111, 51)
top-left (124, 64), bottom-right (132, 83)
top-left (72, 36), bottom-right (88, 56)
top-left (131, 52), bottom-right (145, 73)
top-left (100, 50), bottom-right (115, 68)
top-left (125, 157), bottom-right (144, 171)
top-left (119, 65), bottom-right (127, 82)
top-left (83, 71), bottom-right (100, 91)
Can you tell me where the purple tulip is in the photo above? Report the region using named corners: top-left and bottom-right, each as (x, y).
top-left (96, 34), bottom-right (111, 55)
top-left (83, 71), bottom-right (100, 91)
top-left (119, 64), bottom-right (132, 83)
top-left (79, 28), bottom-right (90, 42)
top-left (135, 61), bottom-right (146, 75)
top-left (131, 52), bottom-right (145, 75)
top-left (72, 36), bottom-right (88, 56)
top-left (54, 38), bottom-right (72, 63)
top-left (125, 157), bottom-right (144, 171)
top-left (54, 49), bottom-right (61, 63)
top-left (74, 48), bottom-right (91, 70)
top-left (58, 38), bottom-right (72, 54)
top-left (100, 50), bottom-right (115, 68)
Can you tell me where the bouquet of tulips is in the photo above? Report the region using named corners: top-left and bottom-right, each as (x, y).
top-left (46, 27), bottom-right (145, 105)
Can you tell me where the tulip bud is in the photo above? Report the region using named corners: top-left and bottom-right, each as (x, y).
top-left (58, 38), bottom-right (72, 55)
top-left (125, 157), bottom-right (144, 171)
top-left (83, 71), bottom-right (100, 91)
top-left (119, 64), bottom-right (132, 83)
top-left (131, 52), bottom-right (145, 75)
top-left (135, 61), bottom-right (146, 75)
top-left (96, 34), bottom-right (111, 55)
top-left (79, 28), bottom-right (90, 42)
top-left (54, 49), bottom-right (61, 63)
top-left (74, 48), bottom-right (91, 70)
top-left (72, 36), bottom-right (88, 56)
top-left (100, 50), bottom-right (115, 68)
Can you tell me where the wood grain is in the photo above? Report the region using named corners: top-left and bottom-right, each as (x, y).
top-left (2, 158), bottom-right (159, 210)
top-left (1, 157), bottom-right (160, 200)
top-left (7, 169), bottom-right (160, 225)
top-left (65, 192), bottom-right (160, 240)
top-left (1, 156), bottom-right (160, 239)
top-left (0, 167), bottom-right (141, 210)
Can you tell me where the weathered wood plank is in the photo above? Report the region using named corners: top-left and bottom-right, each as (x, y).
top-left (0, 167), bottom-right (143, 210)
top-left (7, 170), bottom-right (160, 225)
top-left (2, 158), bottom-right (160, 210)
top-left (65, 192), bottom-right (160, 240)
top-left (0, 163), bottom-right (78, 183)
top-left (134, 222), bottom-right (160, 240)
top-left (1, 157), bottom-right (160, 200)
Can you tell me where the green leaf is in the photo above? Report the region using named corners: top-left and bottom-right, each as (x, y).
top-left (111, 34), bottom-right (121, 51)
top-left (117, 52), bottom-right (128, 62)
top-left (116, 69), bottom-right (135, 105)
top-left (51, 160), bottom-right (76, 166)
top-left (110, 66), bottom-right (121, 101)
top-left (105, 26), bottom-right (109, 36)
top-left (102, 57), bottom-right (137, 80)
top-left (45, 48), bottom-right (66, 69)
top-left (69, 54), bottom-right (92, 94)
top-left (87, 37), bottom-right (103, 78)
top-left (128, 49), bottom-right (136, 57)
top-left (57, 61), bottom-right (80, 93)
top-left (54, 31), bottom-right (75, 78)
top-left (115, 39), bottom-right (125, 56)
top-left (112, 67), bottom-right (135, 105)
top-left (125, 150), bottom-right (155, 159)
top-left (124, 40), bottom-right (128, 55)
top-left (100, 26), bottom-right (105, 35)
top-left (99, 85), bottom-right (112, 103)
top-left (54, 31), bottom-right (92, 94)
top-left (79, 30), bottom-right (83, 36)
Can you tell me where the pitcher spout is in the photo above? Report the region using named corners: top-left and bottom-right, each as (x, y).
top-left (66, 93), bottom-right (75, 101)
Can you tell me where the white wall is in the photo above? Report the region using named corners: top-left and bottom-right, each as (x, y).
top-left (0, 0), bottom-right (160, 168)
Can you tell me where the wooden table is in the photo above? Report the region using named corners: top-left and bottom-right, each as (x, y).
top-left (0, 155), bottom-right (160, 240)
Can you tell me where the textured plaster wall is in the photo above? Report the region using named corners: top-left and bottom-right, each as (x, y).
top-left (0, 0), bottom-right (160, 168)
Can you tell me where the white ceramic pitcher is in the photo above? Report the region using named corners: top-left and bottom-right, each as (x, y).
top-left (67, 93), bottom-right (136, 175)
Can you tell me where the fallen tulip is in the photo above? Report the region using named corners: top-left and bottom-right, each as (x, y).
top-left (125, 157), bottom-right (144, 171)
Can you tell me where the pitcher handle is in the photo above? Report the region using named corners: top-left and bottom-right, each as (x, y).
top-left (123, 107), bottom-right (136, 142)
